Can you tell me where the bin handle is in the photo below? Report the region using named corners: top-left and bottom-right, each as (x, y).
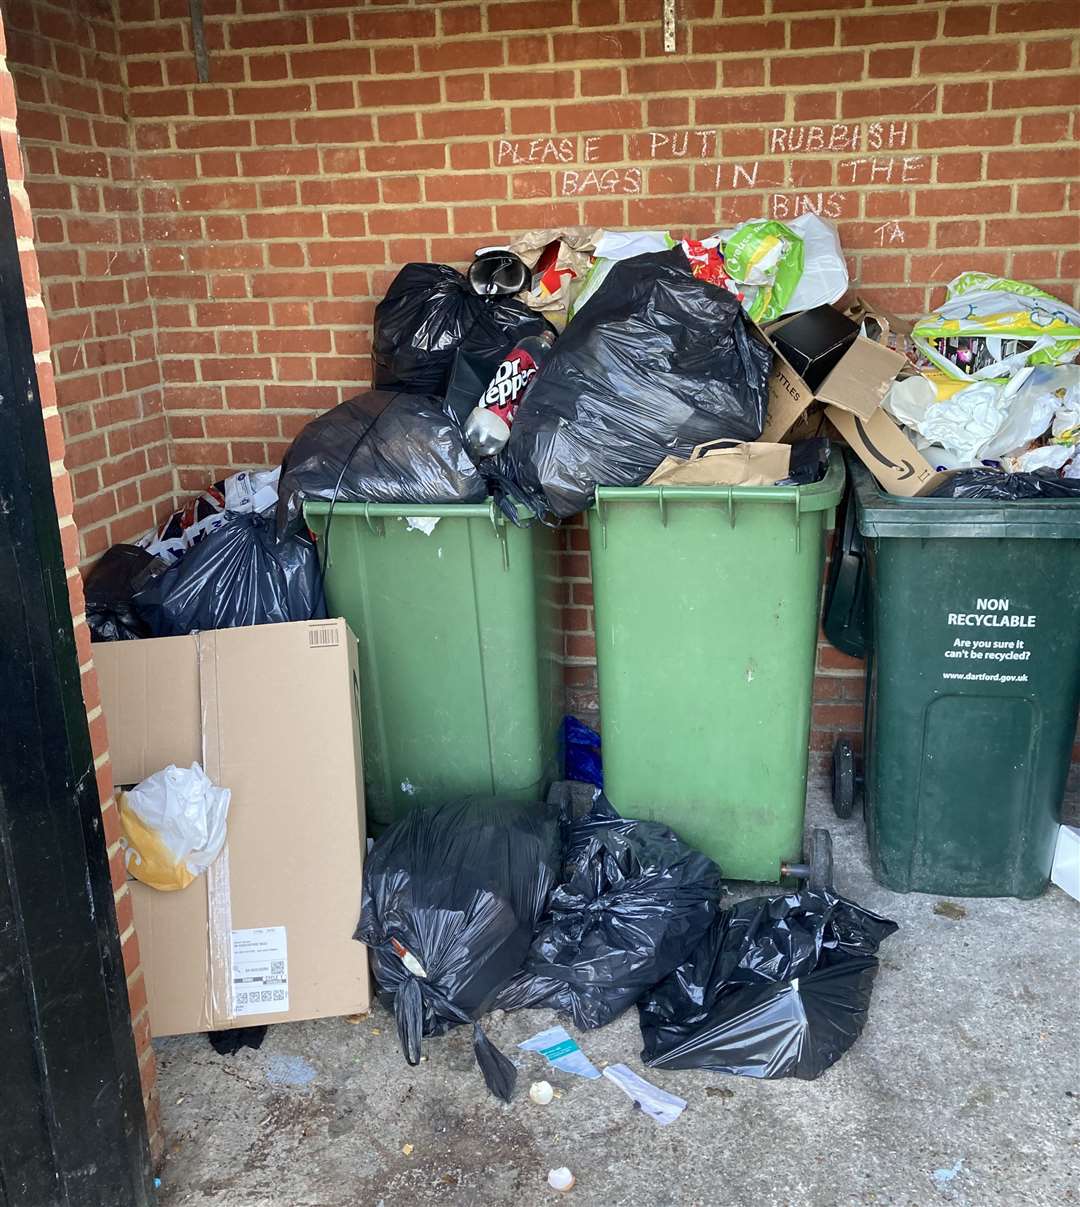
top-left (594, 496), bottom-right (608, 549)
top-left (656, 486), bottom-right (667, 528)
top-left (792, 489), bottom-right (801, 553)
top-left (487, 499), bottom-right (510, 570)
top-left (363, 502), bottom-right (384, 538)
top-left (726, 487), bottom-right (736, 529)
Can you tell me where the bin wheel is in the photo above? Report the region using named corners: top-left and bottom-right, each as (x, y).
top-left (807, 827), bottom-right (834, 893)
top-left (832, 737), bottom-right (857, 819)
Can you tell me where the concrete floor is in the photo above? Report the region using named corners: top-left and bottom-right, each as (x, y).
top-left (154, 773), bottom-right (1080, 1207)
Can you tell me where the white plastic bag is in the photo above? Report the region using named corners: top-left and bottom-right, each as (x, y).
top-left (121, 763), bottom-right (231, 891)
top-left (782, 213), bottom-right (849, 313)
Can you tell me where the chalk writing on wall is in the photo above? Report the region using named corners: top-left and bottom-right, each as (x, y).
top-left (560, 167), bottom-right (642, 196)
top-left (489, 121), bottom-right (926, 235)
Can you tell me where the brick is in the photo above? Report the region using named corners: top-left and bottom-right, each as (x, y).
top-left (697, 94), bottom-right (785, 125)
top-left (771, 53), bottom-right (864, 86)
top-left (422, 109), bottom-right (505, 140)
top-left (916, 117), bottom-right (1017, 149)
top-left (1016, 181), bottom-right (1069, 212)
top-left (921, 42), bottom-right (1020, 75)
top-left (628, 61), bottom-right (716, 93)
top-left (721, 60), bottom-right (765, 88)
top-left (366, 143), bottom-right (446, 173)
top-left (426, 174), bottom-right (507, 202)
top-left (914, 185), bottom-right (1012, 216)
top-left (233, 85), bottom-right (312, 115)
top-left (350, 8), bottom-right (436, 41)
top-left (359, 76), bottom-right (440, 108)
top-left (290, 48), bottom-right (373, 79)
top-left (1025, 40), bottom-right (1074, 71)
top-left (693, 22), bottom-right (784, 53)
top-left (942, 83), bottom-right (990, 114)
top-left (491, 70), bottom-right (574, 101)
top-left (935, 152), bottom-right (985, 183)
top-left (935, 219), bottom-right (982, 249)
top-left (841, 86), bottom-right (939, 119)
top-left (867, 47), bottom-right (915, 79)
top-left (554, 100), bottom-right (641, 132)
top-left (987, 148), bottom-right (1079, 179)
top-left (488, 1), bottom-right (572, 32)
top-left (841, 11), bottom-right (940, 44)
top-left (997, 2), bottom-right (1078, 33)
top-left (987, 215), bottom-right (1080, 245)
top-left (418, 40), bottom-right (503, 72)
top-left (228, 16), bottom-right (308, 49)
top-left (553, 29), bottom-right (640, 61)
top-left (992, 76), bottom-right (1080, 110)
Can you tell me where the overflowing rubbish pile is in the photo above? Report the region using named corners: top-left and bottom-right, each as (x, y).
top-left (83, 220), bottom-right (1080, 645)
top-left (359, 786), bottom-right (898, 1100)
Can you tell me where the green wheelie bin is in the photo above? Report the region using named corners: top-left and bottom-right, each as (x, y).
top-left (830, 460), bottom-right (1080, 898)
top-left (587, 459), bottom-right (846, 882)
top-left (304, 499), bottom-right (561, 831)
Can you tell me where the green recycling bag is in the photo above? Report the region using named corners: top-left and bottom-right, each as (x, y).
top-left (722, 221), bottom-right (805, 324)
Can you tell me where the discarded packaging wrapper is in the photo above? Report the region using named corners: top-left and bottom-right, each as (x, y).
top-left (95, 619), bottom-right (370, 1036)
top-left (646, 439), bottom-right (792, 487)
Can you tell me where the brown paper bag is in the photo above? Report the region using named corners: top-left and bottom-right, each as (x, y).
top-left (645, 440), bottom-right (792, 487)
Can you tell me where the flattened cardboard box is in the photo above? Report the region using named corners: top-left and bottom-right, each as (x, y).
top-left (760, 311), bottom-right (909, 443)
top-left (96, 619), bottom-right (370, 1036)
top-left (826, 406), bottom-right (953, 498)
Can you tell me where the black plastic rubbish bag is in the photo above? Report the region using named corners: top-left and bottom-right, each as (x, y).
top-left (495, 795), bottom-right (725, 1030)
top-left (502, 248), bottom-right (772, 518)
top-left (276, 390), bottom-right (487, 535)
top-left (639, 889), bottom-right (898, 1080)
top-left (85, 544), bottom-right (161, 642)
top-left (930, 467), bottom-right (1080, 500)
top-left (372, 263), bottom-right (551, 396)
top-left (777, 437), bottom-right (831, 487)
top-left (133, 512), bottom-right (324, 637)
top-left (356, 797), bottom-right (562, 1101)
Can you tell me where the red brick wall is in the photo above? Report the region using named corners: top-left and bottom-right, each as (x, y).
top-left (18, 0), bottom-right (1080, 763)
top-left (4, 0), bottom-right (176, 562)
top-left (0, 5), bottom-right (162, 1160)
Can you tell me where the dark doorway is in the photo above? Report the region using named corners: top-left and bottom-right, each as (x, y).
top-left (0, 148), bottom-right (154, 1202)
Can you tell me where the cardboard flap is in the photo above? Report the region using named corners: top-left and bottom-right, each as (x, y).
top-left (95, 634), bottom-right (201, 786)
top-left (761, 347), bottom-right (815, 443)
top-left (817, 338), bottom-right (908, 419)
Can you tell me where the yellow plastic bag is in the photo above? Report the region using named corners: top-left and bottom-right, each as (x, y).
top-left (119, 763), bottom-right (230, 892)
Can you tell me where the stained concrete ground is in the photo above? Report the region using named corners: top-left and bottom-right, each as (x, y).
top-left (154, 771), bottom-right (1080, 1207)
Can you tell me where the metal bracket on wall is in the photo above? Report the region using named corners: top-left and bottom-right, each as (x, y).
top-left (189, 0), bottom-right (210, 83)
top-left (662, 0), bottom-right (677, 53)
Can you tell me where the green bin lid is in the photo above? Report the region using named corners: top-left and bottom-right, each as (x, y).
top-left (851, 458), bottom-right (1080, 540)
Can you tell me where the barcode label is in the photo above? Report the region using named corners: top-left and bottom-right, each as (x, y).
top-left (308, 625), bottom-right (339, 648)
top-left (231, 926), bottom-right (289, 1018)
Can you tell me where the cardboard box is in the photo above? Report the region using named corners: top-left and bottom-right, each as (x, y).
top-left (96, 619), bottom-right (370, 1036)
top-left (825, 405), bottom-right (952, 497)
top-left (760, 308), bottom-right (909, 443)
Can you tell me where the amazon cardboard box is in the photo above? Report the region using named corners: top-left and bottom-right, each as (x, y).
top-left (96, 619), bottom-right (370, 1037)
top-left (826, 405), bottom-right (953, 497)
top-left (760, 306), bottom-right (909, 443)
